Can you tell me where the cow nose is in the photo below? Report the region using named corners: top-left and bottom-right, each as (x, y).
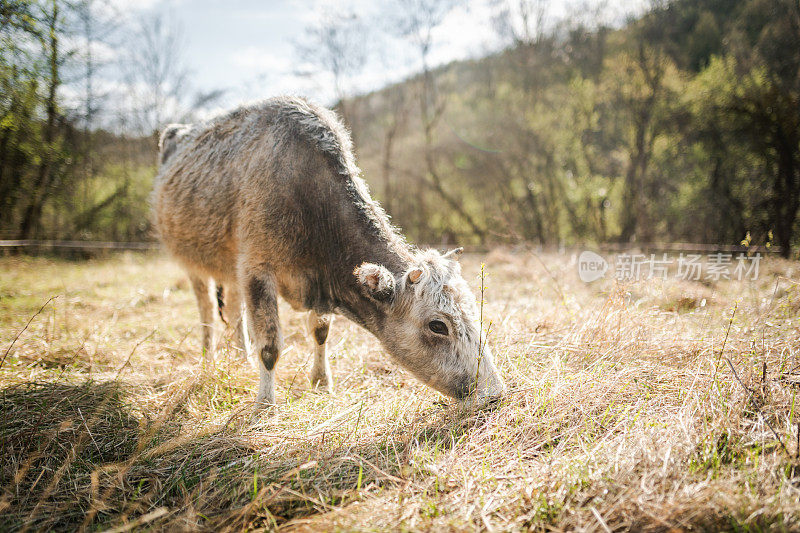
top-left (457, 384), bottom-right (503, 410)
top-left (478, 383), bottom-right (505, 402)
top-left (474, 368), bottom-right (506, 401)
top-left (455, 375), bottom-right (505, 402)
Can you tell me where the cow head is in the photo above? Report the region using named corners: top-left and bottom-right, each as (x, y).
top-left (355, 248), bottom-right (505, 401)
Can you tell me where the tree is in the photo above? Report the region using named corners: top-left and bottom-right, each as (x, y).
top-left (295, 9), bottom-right (368, 126)
top-left (121, 13), bottom-right (189, 138)
top-left (687, 0), bottom-right (800, 257)
top-left (394, 0), bottom-right (487, 241)
top-left (67, 0), bottom-right (122, 236)
top-left (490, 0), bottom-right (562, 244)
top-left (0, 0), bottom-right (41, 233)
top-left (379, 85), bottom-right (409, 217)
top-left (17, 0), bottom-right (66, 240)
top-left (616, 5), bottom-right (672, 244)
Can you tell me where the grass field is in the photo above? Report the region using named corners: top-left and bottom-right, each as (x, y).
top-left (1, 250), bottom-right (799, 531)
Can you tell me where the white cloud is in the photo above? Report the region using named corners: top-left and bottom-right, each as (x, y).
top-left (429, 1), bottom-right (501, 67)
top-left (67, 0), bottom-right (653, 129)
top-left (106, 0), bottom-right (178, 13)
top-left (62, 35), bottom-right (119, 64)
top-left (221, 47), bottom-right (323, 106)
top-left (230, 46), bottom-right (293, 73)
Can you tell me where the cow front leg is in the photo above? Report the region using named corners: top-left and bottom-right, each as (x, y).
top-left (244, 271), bottom-right (283, 406)
top-left (307, 311), bottom-right (333, 392)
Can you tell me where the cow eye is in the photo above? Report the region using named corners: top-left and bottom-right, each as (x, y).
top-left (428, 320), bottom-right (449, 336)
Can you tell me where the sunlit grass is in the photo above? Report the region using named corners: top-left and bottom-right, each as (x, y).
top-left (0, 250), bottom-right (799, 531)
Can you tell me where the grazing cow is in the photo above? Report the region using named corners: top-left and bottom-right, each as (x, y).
top-left (152, 96), bottom-right (505, 405)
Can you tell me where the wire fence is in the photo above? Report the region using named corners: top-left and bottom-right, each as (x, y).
top-left (0, 240), bottom-right (160, 252)
top-left (0, 240), bottom-right (782, 255)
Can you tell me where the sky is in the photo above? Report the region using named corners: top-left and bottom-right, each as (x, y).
top-left (116, 0), bottom-right (502, 110)
top-left (99, 0), bottom-right (647, 121)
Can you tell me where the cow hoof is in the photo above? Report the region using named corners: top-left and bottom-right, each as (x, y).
top-left (248, 403), bottom-right (275, 425)
top-left (254, 393), bottom-right (276, 409)
top-left (309, 373), bottom-right (333, 393)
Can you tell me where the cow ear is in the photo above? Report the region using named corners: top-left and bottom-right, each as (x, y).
top-left (354, 263), bottom-right (395, 302)
top-left (443, 247), bottom-right (463, 260)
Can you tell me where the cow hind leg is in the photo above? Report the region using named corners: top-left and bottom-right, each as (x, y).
top-left (307, 311), bottom-right (333, 392)
top-left (188, 273), bottom-right (218, 364)
top-left (242, 268), bottom-right (283, 406)
top-left (220, 282), bottom-right (250, 360)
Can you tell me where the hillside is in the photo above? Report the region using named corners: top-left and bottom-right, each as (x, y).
top-left (2, 0), bottom-right (797, 256)
top-left (343, 0), bottom-right (799, 255)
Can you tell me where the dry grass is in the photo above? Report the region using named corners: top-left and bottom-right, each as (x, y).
top-left (1, 250), bottom-right (799, 531)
